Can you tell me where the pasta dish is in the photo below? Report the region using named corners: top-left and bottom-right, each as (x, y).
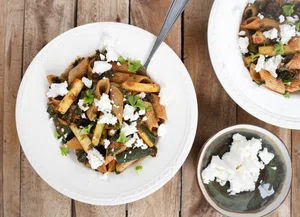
top-left (46, 40), bottom-right (167, 177)
top-left (238, 0), bottom-right (300, 97)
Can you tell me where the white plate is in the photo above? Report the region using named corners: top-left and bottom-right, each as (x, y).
top-left (16, 22), bottom-right (198, 205)
top-left (208, 0), bottom-right (300, 129)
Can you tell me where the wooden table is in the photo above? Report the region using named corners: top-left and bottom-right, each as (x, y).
top-left (0, 0), bottom-right (298, 216)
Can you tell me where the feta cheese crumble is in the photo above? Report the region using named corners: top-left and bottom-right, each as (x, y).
top-left (202, 134), bottom-right (275, 195)
top-left (257, 13), bottom-right (264, 19)
top-left (82, 77), bottom-right (92, 88)
top-left (121, 122), bottom-right (138, 136)
top-left (100, 53), bottom-right (105, 61)
top-left (78, 99), bottom-right (89, 111)
top-left (103, 139), bottom-right (111, 149)
top-left (94, 93), bottom-right (117, 125)
top-left (279, 15), bottom-right (285, 23)
top-left (263, 28), bottom-right (278, 40)
top-left (258, 148), bottom-right (275, 164)
top-left (138, 92), bottom-right (146, 99)
top-left (123, 104), bottom-right (139, 121)
top-left (238, 37), bottom-right (249, 54)
top-left (86, 148), bottom-right (105, 169)
top-left (280, 24), bottom-right (296, 44)
top-left (93, 61), bottom-right (112, 74)
top-left (258, 183), bottom-right (275, 199)
top-left (263, 55), bottom-right (283, 78)
top-left (239, 31), bottom-right (246, 36)
top-left (157, 124), bottom-right (166, 137)
top-left (94, 94), bottom-right (112, 113)
top-left (254, 55), bottom-right (265, 72)
top-left (46, 81), bottom-right (69, 98)
top-left (286, 15), bottom-right (299, 23)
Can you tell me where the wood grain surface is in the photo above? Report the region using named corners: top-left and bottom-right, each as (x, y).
top-left (128, 1), bottom-right (181, 217)
top-left (21, 0), bottom-right (75, 216)
top-left (0, 0), bottom-right (297, 217)
top-left (73, 0), bottom-right (129, 216)
top-left (1, 0), bottom-right (25, 217)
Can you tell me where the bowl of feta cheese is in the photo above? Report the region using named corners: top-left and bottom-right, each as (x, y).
top-left (197, 124), bottom-right (291, 217)
top-left (208, 0), bottom-right (300, 129)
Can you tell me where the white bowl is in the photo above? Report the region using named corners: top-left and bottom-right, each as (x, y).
top-left (16, 22), bottom-right (198, 205)
top-left (208, 0), bottom-right (300, 129)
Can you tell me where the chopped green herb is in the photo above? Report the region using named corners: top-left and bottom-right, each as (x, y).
top-left (282, 4), bottom-right (294, 16)
top-left (60, 146), bottom-right (70, 156)
top-left (274, 42), bottom-right (284, 55)
top-left (128, 95), bottom-right (145, 110)
top-left (145, 106), bottom-right (152, 112)
top-left (128, 58), bottom-right (142, 73)
top-left (80, 124), bottom-right (94, 135)
top-left (296, 21), bottom-right (300, 31)
top-left (54, 130), bottom-right (61, 139)
top-left (283, 91), bottom-right (290, 98)
top-left (283, 80), bottom-right (292, 85)
top-left (83, 89), bottom-right (95, 105)
top-left (250, 53), bottom-right (261, 62)
top-left (135, 165), bottom-right (143, 175)
top-left (116, 131), bottom-right (129, 143)
top-left (118, 56), bottom-right (126, 64)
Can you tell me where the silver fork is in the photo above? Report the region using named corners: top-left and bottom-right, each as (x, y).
top-left (138, 0), bottom-right (190, 76)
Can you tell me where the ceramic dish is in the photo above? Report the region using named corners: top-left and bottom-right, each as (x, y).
top-left (208, 0), bottom-right (300, 129)
top-left (16, 22), bottom-right (198, 205)
top-left (197, 125), bottom-right (292, 217)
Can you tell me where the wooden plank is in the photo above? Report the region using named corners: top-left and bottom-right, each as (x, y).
top-left (181, 0), bottom-right (235, 216)
top-left (1, 0), bottom-right (25, 216)
top-left (292, 130), bottom-right (299, 217)
top-left (0, 0), bottom-right (4, 216)
top-left (128, 1), bottom-right (181, 217)
top-left (238, 108), bottom-right (291, 217)
top-left (73, 0), bottom-right (129, 216)
top-left (20, 0), bottom-right (76, 216)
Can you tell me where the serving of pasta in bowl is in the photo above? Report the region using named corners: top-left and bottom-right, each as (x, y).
top-left (16, 22), bottom-right (197, 205)
top-left (208, 0), bottom-right (300, 129)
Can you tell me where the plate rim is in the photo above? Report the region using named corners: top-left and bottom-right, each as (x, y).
top-left (15, 22), bottom-right (198, 205)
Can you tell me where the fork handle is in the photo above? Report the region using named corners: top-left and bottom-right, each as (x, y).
top-left (143, 0), bottom-right (190, 69)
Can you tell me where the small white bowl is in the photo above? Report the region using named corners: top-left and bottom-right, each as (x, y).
top-left (197, 125), bottom-right (292, 217)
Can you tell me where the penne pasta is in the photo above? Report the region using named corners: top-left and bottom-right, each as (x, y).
top-left (111, 62), bottom-right (130, 73)
top-left (286, 53), bottom-right (300, 71)
top-left (286, 79), bottom-right (300, 92)
top-left (91, 120), bottom-right (104, 146)
top-left (68, 57), bottom-right (89, 84)
top-left (122, 81), bottom-right (160, 93)
top-left (116, 160), bottom-right (138, 174)
top-left (107, 160), bottom-right (117, 174)
top-left (94, 78), bottom-right (110, 99)
top-left (105, 143), bottom-right (126, 165)
top-left (151, 94), bottom-right (167, 120)
top-left (240, 17), bottom-right (279, 30)
top-left (243, 4), bottom-right (258, 21)
top-left (144, 101), bottom-right (159, 131)
top-left (249, 64), bottom-right (262, 83)
top-left (69, 124), bottom-right (92, 152)
top-left (259, 69), bottom-right (285, 94)
top-left (58, 78), bottom-right (84, 114)
top-left (111, 72), bottom-right (151, 84)
top-left (97, 164), bottom-right (107, 174)
top-left (110, 86), bottom-right (124, 124)
top-left (65, 137), bottom-right (83, 150)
